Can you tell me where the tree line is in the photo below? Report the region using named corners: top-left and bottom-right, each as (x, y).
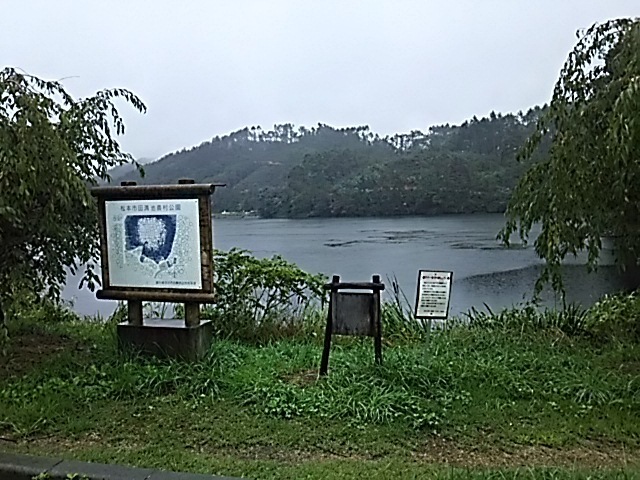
top-left (114, 108), bottom-right (549, 218)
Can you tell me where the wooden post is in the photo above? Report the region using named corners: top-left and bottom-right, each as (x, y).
top-left (372, 275), bottom-right (382, 365)
top-left (319, 275), bottom-right (339, 377)
top-left (184, 302), bottom-right (200, 327)
top-left (128, 300), bottom-right (143, 326)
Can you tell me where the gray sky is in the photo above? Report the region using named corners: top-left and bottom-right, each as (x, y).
top-left (3, 1), bottom-right (638, 160)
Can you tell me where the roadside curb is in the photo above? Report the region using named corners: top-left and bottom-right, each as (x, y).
top-left (0, 452), bottom-right (244, 480)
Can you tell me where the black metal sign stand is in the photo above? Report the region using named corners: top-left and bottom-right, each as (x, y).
top-left (319, 275), bottom-right (385, 376)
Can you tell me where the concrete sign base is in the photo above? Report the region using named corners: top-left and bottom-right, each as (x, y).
top-left (117, 319), bottom-right (214, 361)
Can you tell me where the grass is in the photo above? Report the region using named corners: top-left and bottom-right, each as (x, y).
top-left (1, 295), bottom-right (640, 479)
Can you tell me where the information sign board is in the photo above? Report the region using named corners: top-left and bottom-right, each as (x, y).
top-left (105, 199), bottom-right (202, 289)
top-left (414, 270), bottom-right (453, 319)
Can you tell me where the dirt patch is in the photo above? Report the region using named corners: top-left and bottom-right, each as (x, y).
top-left (2, 431), bottom-right (135, 453)
top-left (8, 429), bottom-right (640, 469)
top-left (282, 369), bottom-right (319, 387)
top-left (0, 332), bottom-right (73, 380)
top-left (411, 437), bottom-right (640, 468)
top-left (209, 438), bottom-right (640, 468)
top-left (618, 360), bottom-right (640, 375)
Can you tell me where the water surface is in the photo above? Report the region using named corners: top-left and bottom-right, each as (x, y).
top-left (63, 214), bottom-right (624, 318)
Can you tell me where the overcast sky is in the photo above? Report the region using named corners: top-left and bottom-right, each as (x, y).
top-left (3, 1), bottom-right (638, 160)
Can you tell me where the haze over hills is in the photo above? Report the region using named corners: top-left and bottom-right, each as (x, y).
top-left (106, 157), bottom-right (157, 181)
top-left (113, 107), bottom-right (548, 218)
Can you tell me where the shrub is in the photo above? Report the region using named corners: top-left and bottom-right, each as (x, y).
top-left (585, 292), bottom-right (640, 342)
top-left (179, 249), bottom-right (327, 343)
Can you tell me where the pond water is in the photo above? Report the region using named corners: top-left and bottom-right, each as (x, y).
top-left (62, 214), bottom-right (625, 318)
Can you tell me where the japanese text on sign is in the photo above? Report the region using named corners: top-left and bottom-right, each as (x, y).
top-left (414, 270), bottom-right (452, 319)
top-left (119, 203), bottom-right (182, 212)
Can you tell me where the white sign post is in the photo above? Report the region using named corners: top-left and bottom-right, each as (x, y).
top-left (414, 270), bottom-right (453, 320)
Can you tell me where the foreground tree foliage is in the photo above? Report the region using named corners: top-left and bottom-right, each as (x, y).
top-left (0, 68), bottom-right (145, 342)
top-left (499, 18), bottom-right (640, 292)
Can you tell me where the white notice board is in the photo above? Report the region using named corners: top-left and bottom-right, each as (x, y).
top-left (105, 198), bottom-right (202, 289)
top-left (414, 270), bottom-right (453, 319)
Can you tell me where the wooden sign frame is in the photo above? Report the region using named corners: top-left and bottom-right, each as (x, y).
top-left (319, 275), bottom-right (385, 376)
top-left (91, 181), bottom-right (224, 305)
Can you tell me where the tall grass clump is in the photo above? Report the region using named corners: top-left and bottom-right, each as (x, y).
top-left (463, 292), bottom-right (640, 344)
top-left (585, 292), bottom-right (640, 342)
top-left (463, 302), bottom-right (589, 337)
top-left (381, 275), bottom-right (431, 342)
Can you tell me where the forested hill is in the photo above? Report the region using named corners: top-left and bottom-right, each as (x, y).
top-left (113, 108), bottom-right (548, 218)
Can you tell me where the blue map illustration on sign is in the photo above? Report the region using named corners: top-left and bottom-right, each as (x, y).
top-left (124, 215), bottom-right (177, 264)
